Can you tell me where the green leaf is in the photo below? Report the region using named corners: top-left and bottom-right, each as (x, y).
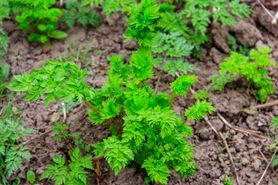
top-left (48, 31), bottom-right (68, 40)
top-left (142, 157), bottom-right (170, 184)
top-left (170, 75), bottom-right (197, 96)
top-left (0, 61), bottom-right (9, 83)
top-left (271, 116), bottom-right (278, 128)
top-left (27, 170), bottom-right (36, 184)
top-left (185, 100), bottom-right (215, 121)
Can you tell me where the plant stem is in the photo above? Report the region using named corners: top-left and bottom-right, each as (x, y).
top-left (84, 101), bottom-right (100, 114)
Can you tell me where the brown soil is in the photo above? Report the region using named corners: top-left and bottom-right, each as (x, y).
top-left (1, 4), bottom-right (278, 185)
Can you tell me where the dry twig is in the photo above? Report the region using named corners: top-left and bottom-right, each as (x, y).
top-left (257, 0), bottom-right (278, 24)
top-left (249, 99), bottom-right (278, 110)
top-left (219, 132), bottom-right (241, 185)
top-left (217, 113), bottom-right (270, 140)
top-left (256, 149), bottom-right (277, 185)
top-left (19, 129), bottom-right (52, 147)
top-left (204, 117), bottom-right (240, 185)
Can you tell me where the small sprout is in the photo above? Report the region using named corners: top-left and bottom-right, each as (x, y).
top-left (170, 75), bottom-right (197, 96)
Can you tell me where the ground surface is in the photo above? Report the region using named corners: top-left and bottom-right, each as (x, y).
top-left (1, 2), bottom-right (278, 185)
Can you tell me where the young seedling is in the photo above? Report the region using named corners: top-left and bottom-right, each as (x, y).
top-left (62, 0), bottom-right (100, 30)
top-left (6, 48), bottom-right (218, 184)
top-left (15, 0), bottom-right (67, 44)
top-left (0, 104), bottom-right (32, 184)
top-left (210, 46), bottom-right (276, 102)
top-left (41, 148), bottom-right (93, 185)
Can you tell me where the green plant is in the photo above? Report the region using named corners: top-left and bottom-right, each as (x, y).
top-left (41, 147), bottom-right (93, 185)
top-left (185, 100), bottom-right (215, 121)
top-left (170, 75), bottom-right (197, 96)
top-left (0, 61), bottom-right (9, 100)
top-left (223, 174), bottom-right (233, 185)
top-left (15, 0), bottom-right (67, 44)
top-left (210, 47), bottom-right (276, 102)
top-left (81, 0), bottom-right (136, 17)
top-left (52, 122), bottom-right (70, 142)
top-left (0, 0), bottom-right (10, 57)
top-left (27, 170), bottom-right (39, 185)
top-left (52, 122), bottom-right (91, 151)
top-left (6, 47), bottom-right (217, 184)
top-left (227, 34), bottom-right (251, 55)
top-left (62, 0), bottom-right (100, 30)
top-left (270, 116), bottom-right (278, 168)
top-left (193, 90), bottom-right (210, 100)
top-left (125, 0), bottom-right (251, 56)
top-left (0, 104), bottom-right (32, 184)
top-left (154, 58), bottom-right (197, 77)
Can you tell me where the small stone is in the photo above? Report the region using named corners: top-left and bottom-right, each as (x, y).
top-left (241, 158), bottom-right (249, 166)
top-left (230, 20), bottom-right (262, 46)
top-left (252, 159), bottom-right (262, 171)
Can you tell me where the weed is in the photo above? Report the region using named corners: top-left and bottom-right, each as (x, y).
top-left (6, 47), bottom-right (218, 184)
top-left (41, 147), bottom-right (93, 185)
top-left (0, 104), bottom-right (32, 184)
top-left (223, 174), bottom-right (233, 185)
top-left (0, 0), bottom-right (10, 57)
top-left (210, 47), bottom-right (276, 102)
top-left (15, 0), bottom-right (67, 44)
top-left (62, 0), bottom-right (100, 30)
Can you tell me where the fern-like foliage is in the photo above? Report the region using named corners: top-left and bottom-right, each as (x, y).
top-left (62, 0), bottom-right (100, 30)
top-left (0, 107), bottom-right (31, 183)
top-left (0, 61), bottom-right (9, 84)
top-left (41, 148), bottom-right (93, 185)
top-left (155, 58), bottom-right (197, 77)
top-left (9, 48), bottom-right (199, 184)
top-left (81, 0), bottom-right (136, 17)
top-left (170, 75), bottom-right (197, 96)
top-left (0, 0), bottom-right (10, 57)
top-left (125, 0), bottom-right (160, 47)
top-left (8, 61), bottom-right (94, 105)
top-left (185, 100), bottom-right (215, 121)
top-left (211, 46), bottom-right (276, 102)
top-left (152, 32), bottom-right (193, 57)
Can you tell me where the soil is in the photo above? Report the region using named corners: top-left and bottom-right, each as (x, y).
top-left (1, 3), bottom-right (278, 185)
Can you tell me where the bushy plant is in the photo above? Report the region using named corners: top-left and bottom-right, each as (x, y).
top-left (0, 0), bottom-right (10, 57)
top-left (6, 48), bottom-right (218, 184)
top-left (0, 61), bottom-right (9, 99)
top-left (62, 0), bottom-right (100, 30)
top-left (125, 0), bottom-right (251, 55)
top-left (0, 106), bottom-right (32, 184)
top-left (15, 0), bottom-right (67, 44)
top-left (81, 0), bottom-right (136, 17)
top-left (124, 0), bottom-right (251, 77)
top-left (210, 47), bottom-right (276, 102)
top-left (41, 148), bottom-right (93, 185)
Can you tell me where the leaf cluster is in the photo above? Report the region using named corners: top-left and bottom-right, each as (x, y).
top-left (154, 58), bottom-right (197, 77)
top-left (0, 0), bottom-right (10, 57)
top-left (210, 47), bottom-right (276, 102)
top-left (8, 48), bottom-right (208, 184)
top-left (124, 0), bottom-right (251, 76)
top-left (81, 0), bottom-right (136, 17)
top-left (15, 0), bottom-right (67, 44)
top-left (0, 109), bottom-right (31, 183)
top-left (41, 148), bottom-right (93, 185)
top-left (8, 61), bottom-right (94, 105)
top-left (62, 0), bottom-right (100, 30)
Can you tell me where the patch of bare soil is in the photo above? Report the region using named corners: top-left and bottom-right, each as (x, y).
top-left (1, 5), bottom-right (278, 185)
